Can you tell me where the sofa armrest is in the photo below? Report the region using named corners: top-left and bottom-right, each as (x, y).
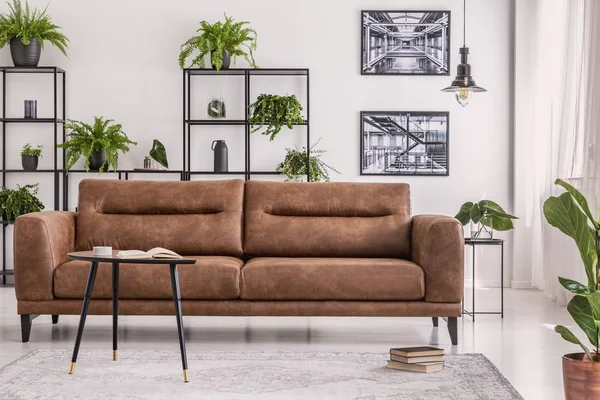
top-left (412, 215), bottom-right (464, 303)
top-left (14, 211), bottom-right (76, 301)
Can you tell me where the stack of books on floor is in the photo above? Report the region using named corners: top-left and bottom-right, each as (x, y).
top-left (386, 346), bottom-right (445, 373)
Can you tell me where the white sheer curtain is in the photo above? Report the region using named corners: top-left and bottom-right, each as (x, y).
top-left (514, 0), bottom-right (600, 303)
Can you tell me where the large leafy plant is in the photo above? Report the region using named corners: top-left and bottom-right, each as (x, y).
top-left (0, 0), bottom-right (68, 56)
top-left (58, 117), bottom-right (137, 173)
top-left (455, 200), bottom-right (518, 236)
top-left (249, 94), bottom-right (305, 141)
top-left (0, 183), bottom-right (44, 223)
top-left (178, 14), bottom-right (257, 71)
top-left (544, 179), bottom-right (600, 361)
top-left (276, 138), bottom-right (339, 182)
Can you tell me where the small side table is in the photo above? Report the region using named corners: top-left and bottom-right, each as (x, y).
top-left (66, 251), bottom-right (196, 382)
top-left (462, 238), bottom-right (504, 321)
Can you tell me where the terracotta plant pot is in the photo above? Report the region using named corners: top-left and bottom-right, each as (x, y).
top-left (563, 353), bottom-right (600, 400)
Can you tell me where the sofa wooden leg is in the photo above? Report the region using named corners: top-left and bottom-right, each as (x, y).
top-left (52, 315), bottom-right (59, 324)
top-left (432, 317), bottom-right (439, 327)
top-left (447, 317), bottom-right (458, 345)
top-left (21, 315), bottom-right (32, 343)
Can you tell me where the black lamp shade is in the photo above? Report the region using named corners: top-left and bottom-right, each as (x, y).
top-left (441, 47), bottom-right (486, 93)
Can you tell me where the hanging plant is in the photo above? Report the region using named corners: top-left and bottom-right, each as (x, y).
top-left (276, 138), bottom-right (340, 182)
top-left (248, 94), bottom-right (305, 141)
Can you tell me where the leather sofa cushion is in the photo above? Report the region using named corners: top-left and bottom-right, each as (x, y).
top-left (240, 258), bottom-right (424, 301)
top-left (244, 181), bottom-right (412, 258)
top-left (75, 179), bottom-right (244, 256)
top-left (54, 256), bottom-right (243, 300)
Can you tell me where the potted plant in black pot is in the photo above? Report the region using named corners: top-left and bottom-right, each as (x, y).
top-left (0, 183), bottom-right (44, 223)
top-left (454, 200), bottom-right (518, 240)
top-left (543, 179), bottom-right (600, 399)
top-left (0, 0), bottom-right (69, 67)
top-left (20, 143), bottom-right (41, 171)
top-left (178, 13), bottom-right (258, 71)
top-left (58, 116), bottom-right (137, 173)
top-left (249, 94), bottom-right (305, 141)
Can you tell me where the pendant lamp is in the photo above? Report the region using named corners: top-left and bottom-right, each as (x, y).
top-left (441, 0), bottom-right (486, 107)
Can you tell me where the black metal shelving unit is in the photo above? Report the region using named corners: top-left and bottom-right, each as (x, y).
top-left (182, 68), bottom-right (310, 181)
top-left (0, 66), bottom-right (66, 284)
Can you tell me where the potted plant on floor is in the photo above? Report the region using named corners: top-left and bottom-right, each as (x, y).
top-left (454, 200), bottom-right (518, 240)
top-left (249, 94), bottom-right (305, 141)
top-left (276, 138), bottom-right (339, 182)
top-left (58, 116), bottom-right (137, 173)
top-left (178, 13), bottom-right (258, 71)
top-left (0, 0), bottom-right (69, 67)
top-left (544, 179), bottom-right (600, 399)
top-left (0, 183), bottom-right (44, 223)
top-left (20, 143), bottom-right (42, 171)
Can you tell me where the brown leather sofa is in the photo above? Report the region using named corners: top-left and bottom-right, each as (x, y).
top-left (14, 179), bottom-right (464, 344)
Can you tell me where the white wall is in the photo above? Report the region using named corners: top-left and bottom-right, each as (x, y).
top-left (0, 0), bottom-right (514, 285)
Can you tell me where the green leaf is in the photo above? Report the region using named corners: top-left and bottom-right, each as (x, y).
top-left (567, 295), bottom-right (599, 348)
top-left (555, 325), bottom-right (593, 361)
top-left (149, 139), bottom-right (168, 169)
top-left (556, 178), bottom-right (600, 229)
top-left (559, 277), bottom-right (594, 294)
top-left (544, 192), bottom-right (599, 287)
top-left (470, 203), bottom-right (483, 224)
top-left (454, 202), bottom-right (473, 225)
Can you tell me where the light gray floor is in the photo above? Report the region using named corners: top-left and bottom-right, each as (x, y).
top-left (0, 286), bottom-right (573, 400)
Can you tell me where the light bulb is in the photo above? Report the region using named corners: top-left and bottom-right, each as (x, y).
top-left (455, 88), bottom-right (473, 107)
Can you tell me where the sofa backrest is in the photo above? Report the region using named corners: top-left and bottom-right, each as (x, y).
top-left (244, 181), bottom-right (412, 258)
top-left (75, 179), bottom-right (244, 256)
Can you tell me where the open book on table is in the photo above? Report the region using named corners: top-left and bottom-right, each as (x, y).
top-left (116, 247), bottom-right (182, 259)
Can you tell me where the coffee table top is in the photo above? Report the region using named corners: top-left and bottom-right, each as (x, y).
top-left (67, 251), bottom-right (197, 264)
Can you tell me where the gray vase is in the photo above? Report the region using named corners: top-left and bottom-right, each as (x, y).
top-left (10, 38), bottom-right (41, 67)
top-left (21, 155), bottom-right (38, 171)
top-left (211, 140), bottom-right (228, 172)
top-left (88, 150), bottom-right (106, 171)
top-left (211, 50), bottom-right (231, 70)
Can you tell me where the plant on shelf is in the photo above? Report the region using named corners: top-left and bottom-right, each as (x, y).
top-left (454, 200), bottom-right (518, 240)
top-left (178, 13), bottom-right (257, 71)
top-left (0, 183), bottom-right (44, 223)
top-left (0, 0), bottom-right (69, 67)
top-left (58, 116), bottom-right (137, 173)
top-left (149, 139), bottom-right (168, 169)
top-left (20, 143), bottom-right (42, 171)
top-left (276, 138), bottom-right (339, 182)
top-left (248, 94), bottom-right (305, 141)
top-left (543, 179), bottom-right (600, 390)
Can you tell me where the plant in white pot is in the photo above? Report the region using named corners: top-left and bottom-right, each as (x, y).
top-left (0, 0), bottom-right (69, 67)
top-left (544, 179), bottom-right (600, 399)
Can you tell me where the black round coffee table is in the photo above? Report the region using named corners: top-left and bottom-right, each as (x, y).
top-left (66, 251), bottom-right (196, 382)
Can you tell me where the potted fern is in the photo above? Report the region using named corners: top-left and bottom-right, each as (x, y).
top-left (276, 139), bottom-right (339, 182)
top-left (178, 14), bottom-right (257, 71)
top-left (0, 0), bottom-right (69, 67)
top-left (0, 183), bottom-right (44, 223)
top-left (249, 94), bottom-right (305, 141)
top-left (20, 143), bottom-right (41, 171)
top-left (543, 179), bottom-right (600, 399)
top-left (58, 117), bottom-right (137, 173)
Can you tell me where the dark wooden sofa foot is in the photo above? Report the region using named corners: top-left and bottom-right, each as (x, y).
top-left (432, 317), bottom-right (439, 327)
top-left (21, 314), bottom-right (32, 343)
top-left (447, 317), bottom-right (458, 345)
top-left (52, 315), bottom-right (59, 324)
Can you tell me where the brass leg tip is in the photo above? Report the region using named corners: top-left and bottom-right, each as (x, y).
top-left (113, 350), bottom-right (118, 361)
top-left (69, 362), bottom-right (76, 374)
top-left (183, 369), bottom-right (189, 383)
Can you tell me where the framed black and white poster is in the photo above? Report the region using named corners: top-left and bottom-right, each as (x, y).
top-left (361, 10), bottom-right (450, 75)
top-left (361, 111), bottom-right (449, 176)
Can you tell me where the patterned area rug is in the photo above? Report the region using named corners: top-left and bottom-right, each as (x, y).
top-left (0, 350), bottom-right (522, 399)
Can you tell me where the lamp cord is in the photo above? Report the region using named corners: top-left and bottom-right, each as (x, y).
top-left (463, 0), bottom-right (466, 47)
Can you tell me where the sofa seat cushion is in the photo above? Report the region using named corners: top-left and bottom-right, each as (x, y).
top-left (54, 256), bottom-right (243, 300)
top-left (240, 258), bottom-right (424, 301)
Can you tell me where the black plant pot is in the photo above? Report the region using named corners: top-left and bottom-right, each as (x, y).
top-left (21, 155), bottom-right (39, 171)
top-left (88, 150), bottom-right (106, 171)
top-left (211, 50), bottom-right (231, 70)
top-left (10, 38), bottom-right (41, 67)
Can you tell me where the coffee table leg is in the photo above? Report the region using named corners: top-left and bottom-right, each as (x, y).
top-left (170, 264), bottom-right (189, 383)
top-left (112, 262), bottom-right (119, 361)
top-left (69, 261), bottom-right (99, 374)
